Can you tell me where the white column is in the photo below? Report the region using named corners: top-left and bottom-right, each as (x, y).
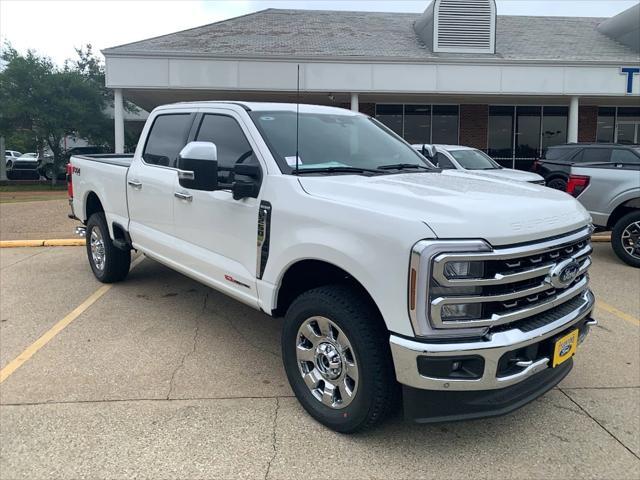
top-left (114, 89), bottom-right (125, 154)
top-left (350, 92), bottom-right (359, 112)
top-left (568, 96), bottom-right (579, 144)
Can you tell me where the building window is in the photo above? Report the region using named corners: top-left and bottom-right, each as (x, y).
top-left (488, 106), bottom-right (514, 165)
top-left (489, 105), bottom-right (568, 169)
top-left (375, 104), bottom-right (458, 144)
top-left (596, 107), bottom-right (616, 143)
top-left (432, 105), bottom-right (459, 144)
top-left (541, 106), bottom-right (568, 153)
top-left (375, 104), bottom-right (403, 137)
top-left (403, 105), bottom-right (431, 144)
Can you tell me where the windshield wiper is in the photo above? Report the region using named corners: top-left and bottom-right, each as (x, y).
top-left (377, 163), bottom-right (431, 171)
top-left (292, 166), bottom-right (383, 175)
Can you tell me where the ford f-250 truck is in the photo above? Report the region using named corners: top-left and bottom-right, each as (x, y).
top-left (68, 102), bottom-right (596, 432)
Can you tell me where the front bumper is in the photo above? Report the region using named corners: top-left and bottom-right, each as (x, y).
top-left (390, 289), bottom-right (595, 392)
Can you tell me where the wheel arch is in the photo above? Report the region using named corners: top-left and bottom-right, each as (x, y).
top-left (272, 258), bottom-right (382, 322)
top-left (607, 197), bottom-right (640, 229)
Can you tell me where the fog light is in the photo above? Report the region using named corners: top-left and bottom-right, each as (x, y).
top-left (441, 303), bottom-right (482, 320)
top-left (443, 261), bottom-right (483, 279)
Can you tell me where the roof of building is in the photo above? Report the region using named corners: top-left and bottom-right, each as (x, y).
top-left (103, 8), bottom-right (639, 63)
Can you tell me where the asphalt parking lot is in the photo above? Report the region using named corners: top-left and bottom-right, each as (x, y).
top-left (1, 242), bottom-right (639, 479)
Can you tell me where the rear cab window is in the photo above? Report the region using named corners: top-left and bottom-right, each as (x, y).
top-left (142, 113), bottom-right (194, 167)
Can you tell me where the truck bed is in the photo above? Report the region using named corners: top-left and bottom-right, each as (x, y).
top-left (73, 153), bottom-right (134, 167)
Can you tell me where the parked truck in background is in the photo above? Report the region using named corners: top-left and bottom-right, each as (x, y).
top-left (567, 157), bottom-right (640, 267)
top-left (68, 102), bottom-right (596, 432)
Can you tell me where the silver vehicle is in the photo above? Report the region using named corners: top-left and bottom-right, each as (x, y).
top-left (413, 144), bottom-right (545, 184)
top-left (568, 151), bottom-right (640, 267)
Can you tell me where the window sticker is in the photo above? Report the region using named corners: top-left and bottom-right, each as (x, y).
top-left (285, 156), bottom-right (302, 167)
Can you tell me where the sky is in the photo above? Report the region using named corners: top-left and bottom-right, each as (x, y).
top-left (1, 0), bottom-right (638, 65)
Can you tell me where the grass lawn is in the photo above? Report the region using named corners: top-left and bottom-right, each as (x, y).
top-left (0, 184), bottom-right (68, 203)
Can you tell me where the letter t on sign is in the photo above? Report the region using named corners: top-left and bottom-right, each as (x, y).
top-left (621, 67), bottom-right (640, 94)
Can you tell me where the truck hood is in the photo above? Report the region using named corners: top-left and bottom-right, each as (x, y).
top-left (298, 171), bottom-right (591, 246)
top-left (463, 168), bottom-right (544, 184)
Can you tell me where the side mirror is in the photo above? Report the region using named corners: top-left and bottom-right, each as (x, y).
top-left (421, 144), bottom-right (436, 159)
top-left (177, 141), bottom-right (218, 191)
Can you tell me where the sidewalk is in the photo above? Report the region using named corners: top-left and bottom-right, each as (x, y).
top-left (0, 199), bottom-right (77, 241)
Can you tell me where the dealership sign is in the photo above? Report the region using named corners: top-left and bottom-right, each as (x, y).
top-left (621, 67), bottom-right (640, 94)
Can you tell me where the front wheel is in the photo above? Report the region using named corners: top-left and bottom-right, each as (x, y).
top-left (86, 213), bottom-right (131, 282)
top-left (282, 285), bottom-right (399, 433)
top-left (611, 211), bottom-right (640, 268)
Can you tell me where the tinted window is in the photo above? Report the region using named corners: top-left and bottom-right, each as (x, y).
top-left (195, 114), bottom-right (258, 182)
top-left (596, 107), bottom-right (615, 143)
top-left (488, 106), bottom-right (514, 161)
top-left (143, 114), bottom-right (192, 167)
top-left (432, 105), bottom-right (459, 144)
top-left (435, 152), bottom-right (456, 169)
top-left (611, 149), bottom-right (640, 164)
top-left (580, 148), bottom-right (611, 163)
top-left (375, 104), bottom-right (403, 136)
top-left (404, 105), bottom-right (430, 144)
top-left (541, 106), bottom-right (568, 152)
top-left (544, 147), bottom-right (577, 161)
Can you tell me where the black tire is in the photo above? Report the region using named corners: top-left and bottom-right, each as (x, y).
top-left (6, 160), bottom-right (13, 170)
top-left (282, 285), bottom-right (399, 433)
top-left (86, 212), bottom-right (131, 282)
top-left (611, 211), bottom-right (640, 268)
top-left (547, 177), bottom-right (567, 191)
top-left (43, 164), bottom-right (55, 180)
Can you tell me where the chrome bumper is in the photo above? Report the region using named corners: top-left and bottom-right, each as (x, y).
top-left (390, 289), bottom-right (595, 391)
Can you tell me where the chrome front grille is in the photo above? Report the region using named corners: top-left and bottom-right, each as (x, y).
top-left (428, 229), bottom-right (592, 330)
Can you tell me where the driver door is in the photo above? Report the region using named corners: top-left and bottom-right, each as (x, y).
top-left (172, 110), bottom-right (263, 307)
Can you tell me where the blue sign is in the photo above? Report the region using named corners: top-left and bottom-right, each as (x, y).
top-left (621, 67), bottom-right (640, 94)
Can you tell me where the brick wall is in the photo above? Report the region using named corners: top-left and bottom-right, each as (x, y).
top-left (459, 104), bottom-right (488, 149)
top-left (578, 106), bottom-right (598, 143)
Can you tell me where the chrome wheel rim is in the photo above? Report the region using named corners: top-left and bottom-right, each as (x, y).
top-left (621, 221), bottom-right (640, 260)
top-left (90, 227), bottom-right (106, 271)
top-left (296, 316), bottom-right (359, 409)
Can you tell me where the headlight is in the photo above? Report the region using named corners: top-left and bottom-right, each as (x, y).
top-left (409, 239), bottom-right (491, 338)
top-left (443, 260), bottom-right (483, 279)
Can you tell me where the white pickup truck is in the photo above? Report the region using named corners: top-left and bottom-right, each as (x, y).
top-left (69, 102), bottom-right (596, 432)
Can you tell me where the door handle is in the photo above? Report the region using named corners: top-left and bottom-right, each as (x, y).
top-left (174, 191), bottom-right (193, 202)
top-left (128, 179), bottom-right (142, 189)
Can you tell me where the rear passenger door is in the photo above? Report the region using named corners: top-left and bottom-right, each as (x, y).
top-left (127, 111), bottom-right (194, 260)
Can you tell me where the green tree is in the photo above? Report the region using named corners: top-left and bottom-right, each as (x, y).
top-left (0, 43), bottom-right (135, 181)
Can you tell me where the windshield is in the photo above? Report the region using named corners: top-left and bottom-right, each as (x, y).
top-left (449, 149), bottom-right (501, 170)
top-left (249, 111), bottom-right (433, 174)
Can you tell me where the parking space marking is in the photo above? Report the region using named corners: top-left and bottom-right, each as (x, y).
top-left (596, 301), bottom-right (640, 327)
top-left (0, 255), bottom-right (145, 384)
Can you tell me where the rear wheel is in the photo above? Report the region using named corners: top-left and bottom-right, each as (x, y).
top-left (611, 211), bottom-right (640, 268)
top-left (86, 213), bottom-right (131, 282)
top-left (282, 285), bottom-right (399, 433)
top-left (547, 177), bottom-right (567, 191)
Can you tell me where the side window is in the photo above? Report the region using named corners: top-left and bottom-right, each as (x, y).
top-left (142, 114), bottom-right (193, 167)
top-left (195, 114), bottom-right (259, 182)
top-left (611, 149), bottom-right (640, 164)
top-left (435, 152), bottom-right (456, 169)
top-left (580, 148), bottom-right (611, 163)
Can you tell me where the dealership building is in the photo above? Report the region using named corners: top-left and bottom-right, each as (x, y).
top-left (104, 0), bottom-right (640, 169)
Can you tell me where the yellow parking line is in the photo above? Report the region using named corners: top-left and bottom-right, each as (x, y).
top-left (0, 239), bottom-right (85, 248)
top-left (0, 255), bottom-right (145, 384)
top-left (0, 285), bottom-right (111, 383)
top-left (596, 301), bottom-right (640, 327)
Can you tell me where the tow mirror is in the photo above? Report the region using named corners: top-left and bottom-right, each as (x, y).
top-left (421, 144), bottom-right (437, 159)
top-left (177, 141), bottom-right (218, 191)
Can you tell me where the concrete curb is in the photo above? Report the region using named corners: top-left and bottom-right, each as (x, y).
top-left (0, 239), bottom-right (85, 248)
top-left (0, 234), bottom-right (612, 248)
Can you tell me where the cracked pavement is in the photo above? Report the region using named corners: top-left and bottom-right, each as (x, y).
top-left (1, 243), bottom-right (639, 479)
